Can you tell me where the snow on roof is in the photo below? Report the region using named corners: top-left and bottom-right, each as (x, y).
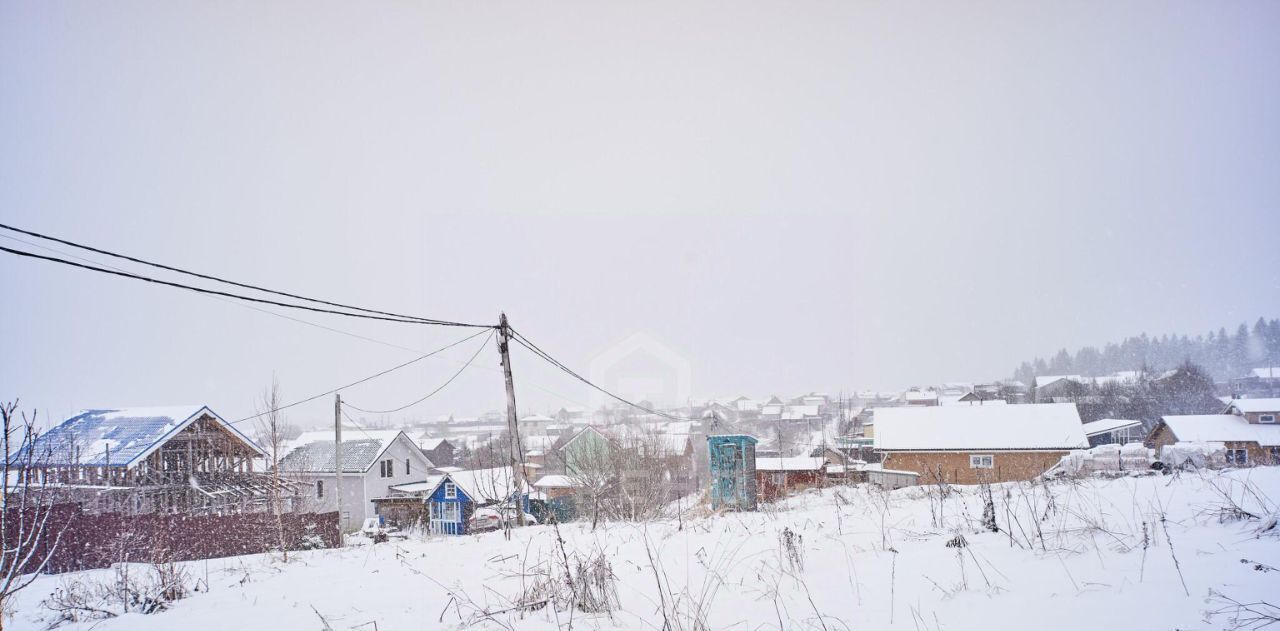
top-left (522, 435), bottom-right (558, 451)
top-left (532, 474), bottom-right (579, 489)
top-left (781, 405), bottom-right (820, 420)
top-left (1160, 414), bottom-right (1280, 446)
top-left (280, 430), bottom-right (412, 474)
top-left (902, 391), bottom-right (938, 402)
top-left (1250, 367), bottom-right (1280, 380)
top-left (418, 437), bottom-right (450, 451)
top-left (1033, 375), bottom-right (1083, 388)
top-left (662, 421), bottom-right (695, 435)
top-left (1224, 398), bottom-right (1280, 414)
top-left (438, 466), bottom-right (519, 502)
top-left (756, 456), bottom-right (826, 471)
top-left (874, 403), bottom-right (1087, 451)
top-left (1081, 418), bottom-right (1143, 437)
top-left (24, 406), bottom-right (263, 468)
top-left (521, 414), bottom-right (554, 422)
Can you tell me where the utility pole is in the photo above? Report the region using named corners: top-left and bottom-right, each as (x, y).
top-left (497, 313), bottom-right (527, 527)
top-left (334, 393), bottom-right (344, 537)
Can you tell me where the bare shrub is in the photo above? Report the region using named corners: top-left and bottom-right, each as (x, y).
top-left (779, 527), bottom-right (804, 573)
top-left (41, 560), bottom-right (192, 626)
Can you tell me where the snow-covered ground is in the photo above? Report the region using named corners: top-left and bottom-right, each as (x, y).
top-left (11, 468), bottom-right (1280, 630)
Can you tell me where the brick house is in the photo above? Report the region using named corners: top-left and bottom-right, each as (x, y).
top-left (1148, 398), bottom-right (1280, 466)
top-left (874, 403), bottom-right (1088, 484)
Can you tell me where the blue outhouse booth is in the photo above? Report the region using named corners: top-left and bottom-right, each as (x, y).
top-left (707, 434), bottom-right (758, 511)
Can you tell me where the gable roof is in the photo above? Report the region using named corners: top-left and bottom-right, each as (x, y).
top-left (1033, 375), bottom-right (1083, 389)
top-left (25, 406), bottom-right (263, 468)
top-left (1159, 414), bottom-right (1280, 446)
top-left (280, 430), bottom-right (426, 474)
top-left (1080, 418), bottom-right (1142, 437)
top-left (874, 403), bottom-right (1087, 451)
top-left (418, 437), bottom-right (452, 451)
top-left (561, 425), bottom-right (611, 451)
top-left (1224, 398), bottom-right (1280, 414)
top-left (425, 466), bottom-right (519, 503)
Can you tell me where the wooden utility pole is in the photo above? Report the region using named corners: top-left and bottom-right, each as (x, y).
top-left (497, 313), bottom-right (527, 527)
top-left (334, 393), bottom-right (344, 536)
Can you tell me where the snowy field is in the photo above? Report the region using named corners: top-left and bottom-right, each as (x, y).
top-left (11, 468), bottom-right (1280, 631)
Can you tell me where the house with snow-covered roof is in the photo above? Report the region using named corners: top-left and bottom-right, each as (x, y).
top-left (874, 403), bottom-right (1088, 483)
top-left (1149, 399), bottom-right (1280, 466)
top-left (18, 406), bottom-right (273, 515)
top-left (754, 456), bottom-right (828, 501)
top-left (416, 436), bottom-right (456, 467)
top-left (279, 429), bottom-right (433, 530)
top-left (376, 466), bottom-right (524, 535)
top-left (1032, 375), bottom-right (1087, 403)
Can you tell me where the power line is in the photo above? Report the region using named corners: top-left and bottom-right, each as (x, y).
top-left (0, 233), bottom-right (595, 411)
top-left (227, 328), bottom-right (490, 426)
top-left (343, 330), bottom-right (495, 415)
top-left (0, 244), bottom-right (491, 328)
top-left (0, 222), bottom-right (486, 328)
top-left (507, 327), bottom-right (699, 422)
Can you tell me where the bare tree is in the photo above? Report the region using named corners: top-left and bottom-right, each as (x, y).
top-left (1, 401), bottom-right (68, 630)
top-left (255, 377), bottom-right (289, 562)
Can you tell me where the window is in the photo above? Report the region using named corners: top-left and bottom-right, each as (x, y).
top-left (1260, 414), bottom-right (1275, 424)
top-left (444, 482), bottom-right (457, 499)
top-left (379, 459), bottom-right (395, 478)
top-left (769, 472), bottom-right (786, 486)
top-left (437, 501), bottom-right (460, 522)
top-left (316, 480), bottom-right (324, 498)
top-left (406, 459), bottom-right (411, 475)
top-left (970, 454), bottom-right (994, 469)
top-left (1226, 449), bottom-right (1249, 466)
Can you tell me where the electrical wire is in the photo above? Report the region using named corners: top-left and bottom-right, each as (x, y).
top-left (343, 329), bottom-right (495, 414)
top-left (507, 327), bottom-right (699, 422)
top-left (0, 221), bottom-right (487, 328)
top-left (0, 233), bottom-right (594, 411)
top-left (0, 245), bottom-right (492, 328)
top-left (228, 328), bottom-right (491, 425)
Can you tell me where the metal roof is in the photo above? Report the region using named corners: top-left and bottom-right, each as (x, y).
top-left (278, 430), bottom-right (411, 474)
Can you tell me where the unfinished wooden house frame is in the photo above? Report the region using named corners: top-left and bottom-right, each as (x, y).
top-left (20, 406), bottom-right (295, 515)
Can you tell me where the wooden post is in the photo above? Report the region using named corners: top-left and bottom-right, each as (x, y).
top-left (334, 393), bottom-right (344, 536)
top-left (497, 313), bottom-right (526, 527)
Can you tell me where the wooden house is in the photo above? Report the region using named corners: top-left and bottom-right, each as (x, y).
top-left (374, 466), bottom-right (523, 535)
top-left (875, 403), bottom-right (1088, 484)
top-left (1149, 398), bottom-right (1280, 466)
top-left (20, 406), bottom-right (278, 515)
top-left (754, 456), bottom-right (825, 501)
top-left (417, 436), bottom-right (456, 467)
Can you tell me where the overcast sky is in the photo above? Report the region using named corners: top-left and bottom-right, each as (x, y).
top-left (2, 0), bottom-right (1278, 430)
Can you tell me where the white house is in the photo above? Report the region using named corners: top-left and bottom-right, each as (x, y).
top-left (279, 429), bottom-right (434, 531)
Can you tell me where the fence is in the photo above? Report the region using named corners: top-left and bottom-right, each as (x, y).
top-left (6, 505), bottom-right (340, 574)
